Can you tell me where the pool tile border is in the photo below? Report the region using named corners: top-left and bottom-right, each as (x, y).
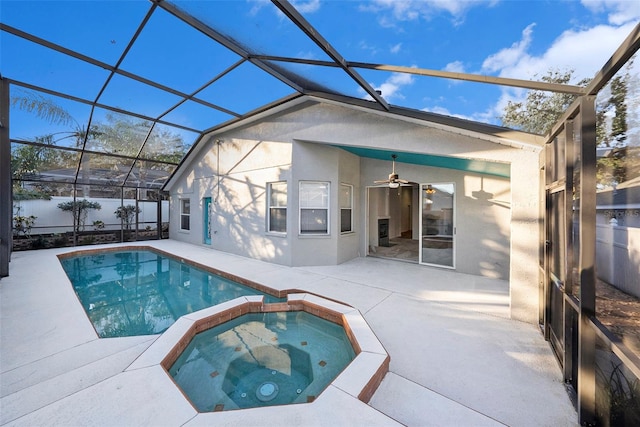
top-left (56, 245), bottom-right (298, 300)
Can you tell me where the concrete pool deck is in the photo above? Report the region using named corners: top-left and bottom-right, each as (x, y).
top-left (0, 240), bottom-right (577, 426)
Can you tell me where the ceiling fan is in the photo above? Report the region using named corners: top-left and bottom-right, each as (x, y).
top-left (374, 154), bottom-right (409, 188)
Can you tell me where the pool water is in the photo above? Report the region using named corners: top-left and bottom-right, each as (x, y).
top-left (59, 250), bottom-right (283, 338)
top-left (168, 311), bottom-right (356, 411)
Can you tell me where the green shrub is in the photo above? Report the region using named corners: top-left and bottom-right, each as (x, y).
top-left (30, 235), bottom-right (47, 249)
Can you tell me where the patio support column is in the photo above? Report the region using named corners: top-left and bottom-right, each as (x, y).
top-left (156, 192), bottom-right (162, 240)
top-left (577, 95), bottom-right (597, 426)
top-left (0, 78), bottom-right (11, 277)
top-left (510, 150), bottom-right (543, 323)
top-left (120, 187), bottom-right (124, 243)
top-left (562, 120), bottom-right (576, 385)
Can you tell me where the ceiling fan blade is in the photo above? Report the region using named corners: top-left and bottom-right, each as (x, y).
top-left (374, 179), bottom-right (390, 184)
top-left (397, 179), bottom-right (409, 184)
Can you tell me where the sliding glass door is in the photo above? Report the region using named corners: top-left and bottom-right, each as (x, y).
top-left (420, 183), bottom-right (455, 268)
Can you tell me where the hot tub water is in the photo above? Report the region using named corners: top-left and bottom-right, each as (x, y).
top-left (168, 311), bottom-right (356, 411)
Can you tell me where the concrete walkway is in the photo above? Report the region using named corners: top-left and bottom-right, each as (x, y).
top-left (0, 240), bottom-right (577, 426)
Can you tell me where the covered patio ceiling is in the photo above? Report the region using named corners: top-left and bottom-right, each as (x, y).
top-left (333, 145), bottom-right (511, 178)
top-left (1, 0), bottom-right (637, 190)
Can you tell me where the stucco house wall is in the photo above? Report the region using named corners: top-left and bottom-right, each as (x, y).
top-left (289, 141), bottom-right (361, 266)
top-left (167, 98), bottom-right (542, 323)
top-left (170, 137), bottom-right (293, 265)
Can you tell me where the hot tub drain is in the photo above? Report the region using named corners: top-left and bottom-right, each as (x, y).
top-left (256, 381), bottom-right (279, 402)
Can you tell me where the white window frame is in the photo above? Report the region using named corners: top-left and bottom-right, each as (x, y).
top-left (267, 181), bottom-right (287, 234)
top-left (180, 198), bottom-right (190, 231)
top-left (299, 181), bottom-right (330, 235)
top-left (340, 183), bottom-right (353, 234)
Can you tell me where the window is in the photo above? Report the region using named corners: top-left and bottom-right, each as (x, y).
top-left (180, 198), bottom-right (190, 231)
top-left (299, 181), bottom-right (329, 235)
top-left (340, 184), bottom-right (353, 233)
top-left (267, 181), bottom-right (287, 233)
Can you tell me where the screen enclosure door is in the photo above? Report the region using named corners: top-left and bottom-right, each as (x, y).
top-left (420, 183), bottom-right (455, 268)
top-left (203, 197), bottom-right (212, 245)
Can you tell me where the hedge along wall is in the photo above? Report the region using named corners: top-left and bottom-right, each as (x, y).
top-left (13, 196), bottom-right (169, 234)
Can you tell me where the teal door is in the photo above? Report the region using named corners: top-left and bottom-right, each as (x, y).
top-left (203, 197), bottom-right (211, 244)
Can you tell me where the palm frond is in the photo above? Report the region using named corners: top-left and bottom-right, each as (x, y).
top-left (10, 89), bottom-right (75, 126)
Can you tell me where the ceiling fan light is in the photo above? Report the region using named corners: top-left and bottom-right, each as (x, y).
top-left (389, 182), bottom-right (400, 189)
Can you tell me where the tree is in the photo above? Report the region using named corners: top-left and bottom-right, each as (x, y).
top-left (597, 146), bottom-right (640, 188)
top-left (11, 89), bottom-right (75, 127)
top-left (115, 205), bottom-right (142, 230)
top-left (609, 75), bottom-right (628, 146)
top-left (13, 214), bottom-right (37, 237)
top-left (93, 113), bottom-right (187, 195)
top-left (500, 68), bottom-right (634, 187)
top-left (10, 89), bottom-right (102, 150)
top-left (500, 70), bottom-right (589, 135)
top-left (595, 66), bottom-right (633, 186)
top-left (11, 135), bottom-right (70, 200)
top-left (11, 90), bottom-right (187, 197)
top-left (92, 113), bottom-right (187, 164)
top-left (58, 200), bottom-right (102, 233)
top-left (11, 89), bottom-right (103, 197)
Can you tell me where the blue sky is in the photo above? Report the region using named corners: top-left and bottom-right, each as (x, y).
top-left (294, 0), bottom-right (639, 123)
top-left (2, 0), bottom-right (639, 144)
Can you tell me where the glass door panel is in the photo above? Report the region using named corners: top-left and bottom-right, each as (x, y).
top-left (420, 183), bottom-right (455, 268)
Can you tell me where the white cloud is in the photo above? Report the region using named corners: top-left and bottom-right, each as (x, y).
top-left (248, 0), bottom-right (270, 16)
top-left (581, 0), bottom-right (640, 25)
top-left (371, 0), bottom-right (420, 21)
top-left (478, 20), bottom-right (636, 127)
top-left (250, 0), bottom-right (321, 17)
top-left (484, 87), bottom-right (527, 123)
top-left (368, 0), bottom-right (485, 19)
top-left (296, 50), bottom-right (320, 60)
top-left (443, 60), bottom-right (466, 85)
top-left (421, 105), bottom-right (475, 121)
top-left (481, 24), bottom-right (535, 74)
top-left (359, 40), bottom-right (380, 56)
top-left (361, 0), bottom-right (497, 26)
top-left (377, 72), bottom-right (415, 99)
top-left (444, 60), bottom-right (466, 73)
top-left (363, 71), bottom-right (415, 101)
top-left (482, 22), bottom-right (636, 82)
top-left (357, 41), bottom-right (405, 58)
top-left (290, 0), bottom-right (321, 14)
top-left (390, 43), bottom-right (402, 54)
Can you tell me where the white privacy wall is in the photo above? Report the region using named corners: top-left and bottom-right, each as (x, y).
top-left (13, 197), bottom-right (168, 233)
top-left (167, 99), bottom-right (542, 323)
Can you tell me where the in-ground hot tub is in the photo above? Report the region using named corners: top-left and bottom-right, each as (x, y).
top-left (169, 311), bottom-right (356, 411)
top-left (129, 293), bottom-right (389, 413)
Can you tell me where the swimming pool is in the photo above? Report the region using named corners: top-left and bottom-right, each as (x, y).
top-left (59, 249), bottom-right (284, 338)
top-left (168, 311), bottom-right (356, 411)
